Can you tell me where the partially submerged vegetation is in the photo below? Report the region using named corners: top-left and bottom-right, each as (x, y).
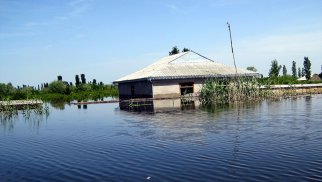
top-left (199, 78), bottom-right (267, 106)
top-left (0, 100), bottom-right (50, 127)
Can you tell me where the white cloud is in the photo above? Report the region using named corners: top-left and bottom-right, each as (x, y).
top-left (208, 31), bottom-right (322, 76)
top-left (235, 31), bottom-right (322, 75)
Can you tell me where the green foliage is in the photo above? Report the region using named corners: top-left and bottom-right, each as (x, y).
top-left (48, 81), bottom-right (67, 94)
top-left (259, 75), bottom-right (322, 85)
top-left (169, 46), bottom-right (180, 55)
top-left (297, 69), bottom-right (301, 78)
top-left (200, 77), bottom-right (263, 105)
top-left (81, 74), bottom-right (86, 84)
top-left (75, 75), bottom-right (80, 86)
top-left (269, 59), bottom-right (282, 77)
top-left (301, 68), bottom-right (305, 77)
top-left (182, 48), bottom-right (190, 52)
top-left (57, 75), bottom-right (62, 81)
top-left (0, 83), bottom-right (15, 100)
top-left (246, 66), bottom-right (257, 72)
top-left (77, 83), bottom-right (91, 92)
top-left (259, 75), bottom-right (297, 85)
top-left (282, 65), bottom-right (287, 76)
top-left (292, 61), bottom-right (297, 78)
top-left (303, 57), bottom-right (311, 80)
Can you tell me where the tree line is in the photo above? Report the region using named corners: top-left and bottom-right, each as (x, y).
top-left (0, 74), bottom-right (117, 101)
top-left (268, 57), bottom-right (312, 79)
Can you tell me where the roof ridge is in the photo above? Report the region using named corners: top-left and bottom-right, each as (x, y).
top-left (168, 51), bottom-right (190, 64)
top-left (190, 50), bottom-right (215, 62)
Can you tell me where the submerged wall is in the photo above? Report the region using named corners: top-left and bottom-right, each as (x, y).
top-left (118, 81), bottom-right (153, 100)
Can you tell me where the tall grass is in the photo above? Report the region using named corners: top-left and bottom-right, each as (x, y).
top-left (199, 77), bottom-right (269, 106)
top-left (0, 99), bottom-right (50, 126)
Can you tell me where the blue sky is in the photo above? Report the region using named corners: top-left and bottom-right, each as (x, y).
top-left (1, 0), bottom-right (322, 86)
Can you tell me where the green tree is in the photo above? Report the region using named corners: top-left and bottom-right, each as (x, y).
top-left (0, 83), bottom-right (16, 100)
top-left (303, 57), bottom-right (311, 80)
top-left (298, 67), bottom-right (301, 78)
top-left (282, 65), bottom-right (287, 76)
top-left (81, 74), bottom-right (86, 84)
top-left (269, 59), bottom-right (281, 77)
top-left (301, 68), bottom-right (305, 77)
top-left (48, 81), bottom-right (67, 94)
top-left (182, 48), bottom-right (190, 52)
top-left (292, 61), bottom-right (297, 78)
top-left (78, 83), bottom-right (91, 91)
top-left (169, 46), bottom-right (180, 55)
top-left (75, 75), bottom-right (80, 86)
top-left (246, 66), bottom-right (257, 72)
top-left (57, 75), bottom-right (63, 81)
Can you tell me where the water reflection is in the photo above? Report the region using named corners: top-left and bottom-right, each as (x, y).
top-left (119, 98), bottom-right (201, 112)
top-left (49, 101), bottom-right (66, 110)
top-left (1, 95), bottom-right (322, 181)
top-left (0, 104), bottom-right (49, 131)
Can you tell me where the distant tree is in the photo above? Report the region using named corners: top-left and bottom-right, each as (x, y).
top-left (282, 65), bottom-right (287, 76)
top-left (0, 83), bottom-right (15, 100)
top-left (246, 66), bottom-right (257, 72)
top-left (57, 75), bottom-right (63, 81)
top-left (48, 81), bottom-right (67, 94)
top-left (269, 59), bottom-right (282, 77)
top-left (182, 48), bottom-right (190, 52)
top-left (298, 67), bottom-right (301, 78)
top-left (80, 74), bottom-right (86, 84)
top-left (78, 83), bottom-right (91, 91)
top-left (169, 46), bottom-right (180, 55)
top-left (292, 61), bottom-right (297, 78)
top-left (69, 82), bottom-right (73, 86)
top-left (99, 81), bottom-right (103, 86)
top-left (65, 85), bottom-right (71, 94)
top-left (75, 75), bottom-right (80, 86)
top-left (303, 57), bottom-right (312, 80)
top-left (301, 67), bottom-right (305, 77)
top-left (93, 79), bottom-right (97, 85)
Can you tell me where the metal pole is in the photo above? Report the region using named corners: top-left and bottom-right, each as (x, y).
top-left (227, 22), bottom-right (238, 74)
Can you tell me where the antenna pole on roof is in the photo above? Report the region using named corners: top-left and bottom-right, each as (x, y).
top-left (227, 22), bottom-right (238, 74)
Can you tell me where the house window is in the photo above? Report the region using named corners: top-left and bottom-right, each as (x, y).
top-left (180, 82), bottom-right (194, 96)
top-left (131, 85), bottom-right (135, 96)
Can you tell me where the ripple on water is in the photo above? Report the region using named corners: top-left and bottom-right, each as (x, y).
top-left (1, 95), bottom-right (322, 181)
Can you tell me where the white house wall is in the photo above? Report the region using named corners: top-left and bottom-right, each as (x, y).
top-left (152, 79), bottom-right (205, 99)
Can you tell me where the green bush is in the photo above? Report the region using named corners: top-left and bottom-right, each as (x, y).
top-left (48, 81), bottom-right (67, 94)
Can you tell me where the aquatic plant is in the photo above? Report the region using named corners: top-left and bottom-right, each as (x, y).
top-left (0, 100), bottom-right (50, 128)
top-left (199, 77), bottom-right (265, 106)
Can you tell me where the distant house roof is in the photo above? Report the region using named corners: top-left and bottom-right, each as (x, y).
top-left (114, 51), bottom-right (261, 83)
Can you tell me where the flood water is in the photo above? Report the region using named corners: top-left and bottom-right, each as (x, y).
top-left (1, 95), bottom-right (322, 181)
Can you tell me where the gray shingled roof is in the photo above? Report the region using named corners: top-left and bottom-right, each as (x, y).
top-left (114, 51), bottom-right (260, 83)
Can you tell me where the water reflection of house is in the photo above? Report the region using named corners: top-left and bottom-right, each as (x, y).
top-left (113, 51), bottom-right (260, 100)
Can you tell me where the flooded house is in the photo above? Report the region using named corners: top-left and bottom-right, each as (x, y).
top-left (113, 50), bottom-right (260, 101)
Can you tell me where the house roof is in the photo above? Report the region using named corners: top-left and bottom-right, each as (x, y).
top-left (114, 51), bottom-right (260, 83)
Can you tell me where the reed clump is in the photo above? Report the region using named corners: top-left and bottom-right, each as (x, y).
top-left (200, 77), bottom-right (270, 106)
top-left (0, 100), bottom-right (50, 123)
